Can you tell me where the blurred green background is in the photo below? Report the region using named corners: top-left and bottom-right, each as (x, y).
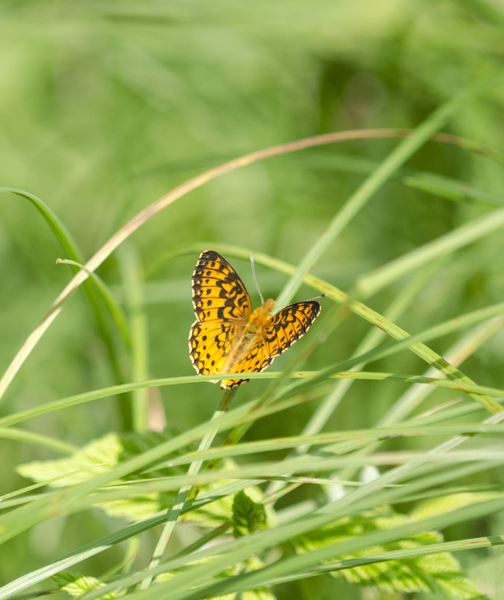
top-left (2, 0), bottom-right (504, 594)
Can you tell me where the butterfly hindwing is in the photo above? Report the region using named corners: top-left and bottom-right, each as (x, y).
top-left (222, 336), bottom-right (273, 389)
top-left (189, 321), bottom-right (245, 380)
top-left (192, 250), bottom-right (252, 323)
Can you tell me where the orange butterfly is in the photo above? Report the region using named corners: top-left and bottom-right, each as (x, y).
top-left (189, 250), bottom-right (321, 389)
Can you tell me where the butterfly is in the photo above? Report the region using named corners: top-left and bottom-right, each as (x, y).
top-left (189, 250), bottom-right (322, 389)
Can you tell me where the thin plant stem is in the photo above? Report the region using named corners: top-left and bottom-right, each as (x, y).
top-left (264, 260), bottom-right (444, 496)
top-left (139, 388), bottom-right (235, 589)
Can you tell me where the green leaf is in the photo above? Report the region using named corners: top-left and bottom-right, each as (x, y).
top-left (232, 490), bottom-right (267, 538)
top-left (17, 430), bottom-right (190, 521)
top-left (293, 505), bottom-right (488, 599)
top-left (180, 459), bottom-right (273, 529)
top-left (17, 433), bottom-right (123, 487)
top-left (52, 570), bottom-right (117, 599)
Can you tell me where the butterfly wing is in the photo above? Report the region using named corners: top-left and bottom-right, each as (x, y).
top-left (221, 336), bottom-right (272, 389)
top-left (189, 250), bottom-right (253, 385)
top-left (222, 301), bottom-right (321, 389)
top-left (191, 250), bottom-right (252, 323)
top-left (189, 321), bottom-right (245, 382)
top-left (263, 301), bottom-right (321, 358)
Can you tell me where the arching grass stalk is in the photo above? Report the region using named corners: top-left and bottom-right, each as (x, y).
top-left (1, 84), bottom-right (501, 404)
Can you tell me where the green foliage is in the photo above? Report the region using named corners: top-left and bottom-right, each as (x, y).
top-left (17, 433), bottom-right (125, 487)
top-left (232, 490), bottom-right (267, 538)
top-left (52, 571), bottom-right (118, 599)
top-left (293, 505), bottom-right (488, 599)
top-left (17, 430), bottom-right (189, 521)
top-left (156, 556), bottom-right (276, 600)
top-left (178, 459), bottom-right (271, 529)
top-left (2, 0), bottom-right (504, 596)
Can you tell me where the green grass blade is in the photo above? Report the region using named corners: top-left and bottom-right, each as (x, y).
top-left (56, 259), bottom-right (131, 347)
top-left (0, 188), bottom-right (82, 262)
top-left (153, 423), bottom-right (504, 467)
top-left (357, 207), bottom-right (504, 298)
top-left (276, 76), bottom-right (499, 308)
top-left (139, 391), bottom-right (233, 589)
top-left (212, 534), bottom-right (504, 592)
top-left (337, 316), bottom-right (504, 482)
top-left (295, 258), bottom-right (449, 447)
top-left (0, 428), bottom-right (76, 455)
top-left (0, 190), bottom-right (131, 411)
top-left (118, 245), bottom-right (149, 432)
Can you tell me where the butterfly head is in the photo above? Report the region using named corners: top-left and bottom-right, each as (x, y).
top-left (262, 298), bottom-right (275, 313)
top-left (248, 297), bottom-right (276, 329)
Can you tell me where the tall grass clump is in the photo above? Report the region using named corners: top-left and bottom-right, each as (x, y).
top-left (2, 2), bottom-right (504, 599)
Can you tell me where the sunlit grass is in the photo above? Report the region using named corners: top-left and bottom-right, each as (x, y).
top-left (2, 1), bottom-right (504, 598)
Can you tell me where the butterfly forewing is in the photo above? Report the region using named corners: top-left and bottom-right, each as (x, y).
top-left (263, 301), bottom-right (321, 358)
top-left (192, 250), bottom-right (252, 323)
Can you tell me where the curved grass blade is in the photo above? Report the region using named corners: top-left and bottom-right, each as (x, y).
top-left (0, 188), bottom-right (82, 261)
top-left (0, 188), bottom-right (131, 414)
top-left (1, 371), bottom-right (503, 434)
top-left (0, 428), bottom-right (76, 455)
top-left (56, 259), bottom-right (131, 347)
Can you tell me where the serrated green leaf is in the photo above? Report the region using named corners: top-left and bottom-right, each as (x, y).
top-left (52, 570), bottom-right (117, 599)
top-left (180, 459), bottom-right (273, 529)
top-left (17, 433), bottom-right (123, 486)
top-left (232, 490), bottom-right (267, 538)
top-left (293, 505), bottom-right (489, 599)
top-left (17, 430), bottom-right (190, 521)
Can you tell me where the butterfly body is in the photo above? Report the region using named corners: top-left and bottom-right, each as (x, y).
top-left (189, 250), bottom-right (321, 389)
top-left (245, 298), bottom-right (276, 332)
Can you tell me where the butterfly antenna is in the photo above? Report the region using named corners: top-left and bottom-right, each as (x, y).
top-left (249, 252), bottom-right (265, 305)
top-left (305, 294), bottom-right (327, 302)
